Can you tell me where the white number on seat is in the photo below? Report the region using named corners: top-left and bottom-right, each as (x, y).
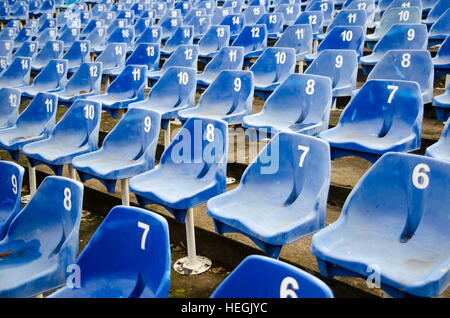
top-left (184, 48), bottom-right (193, 60)
top-left (269, 14), bottom-right (277, 24)
top-left (305, 79), bottom-right (315, 95)
top-left (412, 163), bottom-right (430, 189)
top-left (83, 104), bottom-right (95, 119)
top-left (251, 27), bottom-right (260, 38)
top-left (56, 63), bottom-right (64, 74)
top-left (115, 45), bottom-right (123, 55)
top-left (280, 277), bottom-right (299, 298)
top-left (90, 65), bottom-right (98, 77)
top-left (45, 98), bottom-right (53, 112)
top-left (347, 13), bottom-right (356, 23)
top-left (206, 123), bottom-right (215, 142)
top-left (63, 187), bottom-right (72, 211)
top-left (138, 221), bottom-right (150, 250)
top-left (275, 51), bottom-right (286, 64)
top-left (233, 77), bottom-right (241, 92)
top-left (146, 46), bottom-right (155, 56)
top-left (308, 15), bottom-right (317, 24)
top-left (183, 28), bottom-right (191, 38)
top-left (177, 71), bottom-right (189, 85)
top-left (398, 10), bottom-right (410, 21)
top-left (9, 94), bottom-right (18, 107)
top-left (132, 68), bottom-right (141, 81)
top-left (387, 85), bottom-right (399, 104)
top-left (341, 30), bottom-right (353, 41)
top-left (335, 55), bottom-right (343, 68)
top-left (401, 53), bottom-right (411, 68)
top-left (298, 145), bottom-right (310, 167)
top-left (216, 27), bottom-right (225, 37)
top-left (11, 174), bottom-right (17, 194)
top-left (21, 59), bottom-right (28, 70)
top-left (407, 28), bottom-right (415, 41)
top-left (229, 49), bottom-right (237, 62)
top-left (144, 116), bottom-right (151, 132)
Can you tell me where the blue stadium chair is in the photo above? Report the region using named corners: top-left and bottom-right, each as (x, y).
top-left (158, 16), bottom-right (182, 40)
top-left (311, 152), bottom-right (450, 298)
top-left (223, 0), bottom-right (243, 14)
top-left (48, 206), bottom-right (171, 298)
top-left (57, 27), bottom-right (80, 50)
top-left (243, 73), bottom-right (332, 140)
top-left (423, 0), bottom-right (448, 26)
top-left (179, 70), bottom-right (253, 124)
top-left (211, 255), bottom-right (334, 298)
top-left (317, 9), bottom-right (367, 42)
top-left (0, 160), bottom-right (24, 240)
top-left (428, 9), bottom-right (450, 47)
top-left (198, 25), bottom-right (231, 60)
top-left (62, 40), bottom-right (91, 73)
top-left (221, 13), bottom-right (246, 40)
top-left (366, 7), bottom-right (421, 50)
top-left (106, 18), bottom-right (128, 37)
top-left (12, 27), bottom-right (32, 50)
top-left (72, 108), bottom-right (161, 198)
top-left (116, 9), bottom-right (135, 25)
top-left (197, 46), bottom-right (244, 87)
top-left (175, 0), bottom-right (192, 15)
top-left (0, 88), bottom-right (21, 129)
top-left (274, 4), bottom-right (301, 26)
top-left (384, 0), bottom-right (423, 13)
top-left (366, 50), bottom-right (434, 104)
top-left (244, 5), bottom-right (267, 25)
top-left (0, 57), bottom-right (31, 89)
top-left (86, 26), bottom-right (107, 52)
top-left (344, 0), bottom-right (376, 28)
top-left (11, 41), bottom-right (38, 61)
top-left (135, 26), bottom-right (162, 47)
top-left (52, 62), bottom-right (102, 105)
top-left (134, 17), bottom-right (154, 37)
top-left (129, 117), bottom-right (227, 274)
top-left (104, 27), bottom-right (135, 52)
top-left (95, 43), bottom-right (127, 75)
top-left (274, 24), bottom-right (313, 62)
top-left (87, 65), bottom-right (148, 119)
top-left (161, 26), bottom-right (194, 56)
top-left (148, 44), bottom-right (198, 82)
top-left (207, 132), bottom-right (331, 258)
top-left (211, 7), bottom-right (232, 25)
top-left (37, 19), bottom-right (56, 34)
top-left (35, 28), bottom-right (57, 49)
top-left (0, 92), bottom-right (57, 160)
top-left (21, 59), bottom-right (68, 98)
top-left (80, 20), bottom-right (104, 39)
top-left (257, 12), bottom-right (284, 39)
top-left (305, 49), bottom-right (358, 98)
top-left (304, 26), bottom-right (365, 62)
top-left (251, 47), bottom-right (296, 100)
top-left (0, 28), bottom-right (17, 42)
top-left (107, 43), bottom-right (160, 77)
top-left (0, 176), bottom-right (83, 298)
top-left (360, 24), bottom-right (428, 75)
top-left (232, 24), bottom-right (267, 65)
top-left (198, 0), bottom-right (215, 15)
top-left (306, 0), bottom-right (336, 26)
top-left (190, 15), bottom-right (212, 40)
top-left (295, 11), bottom-right (324, 39)
top-left (425, 120), bottom-right (450, 162)
top-left (433, 35), bottom-right (450, 77)
top-left (320, 80), bottom-right (423, 163)
top-left (433, 82), bottom-right (450, 122)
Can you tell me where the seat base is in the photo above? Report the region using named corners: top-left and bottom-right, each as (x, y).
top-left (173, 256), bottom-right (212, 275)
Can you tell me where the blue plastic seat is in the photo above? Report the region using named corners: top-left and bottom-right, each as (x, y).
top-left (433, 35), bottom-right (450, 77)
top-left (244, 5), bottom-right (267, 25)
top-left (22, 99), bottom-right (101, 175)
top-left (366, 49), bottom-right (434, 104)
top-left (366, 7), bottom-right (421, 50)
top-left (106, 18), bottom-right (129, 37)
top-left (129, 117), bottom-right (228, 224)
top-left (320, 79), bottom-right (423, 163)
top-left (360, 24), bottom-right (428, 75)
top-left (0, 57), bottom-right (31, 89)
top-left (428, 8), bottom-right (450, 47)
top-left (423, 0), bottom-right (448, 26)
top-left (48, 205), bottom-right (171, 298)
top-left (312, 152), bottom-right (450, 298)
top-left (72, 108), bottom-right (161, 194)
top-left (0, 176), bottom-right (83, 298)
top-left (306, 0), bottom-right (336, 26)
top-left (37, 19), bottom-right (56, 34)
top-left (135, 26), bottom-right (162, 47)
top-left (134, 17), bottom-right (154, 37)
top-left (148, 44), bottom-right (198, 82)
top-left (0, 160), bottom-right (24, 240)
top-left (175, 0), bottom-right (192, 15)
top-left (0, 40), bottom-right (12, 58)
top-left (0, 88), bottom-right (21, 129)
top-left (198, 25), bottom-right (231, 60)
top-left (57, 27), bottom-right (80, 50)
top-left (232, 24), bottom-right (268, 64)
top-left (11, 41), bottom-right (38, 61)
top-left (95, 42), bottom-right (127, 75)
top-left (21, 59), bottom-right (68, 98)
top-left (384, 0), bottom-right (423, 12)
top-left (220, 13), bottom-right (246, 40)
top-left (223, 0), bottom-right (244, 14)
top-left (105, 27), bottom-right (135, 52)
top-left (0, 92), bottom-right (57, 160)
top-left (304, 25), bottom-right (365, 62)
top-left (86, 26), bottom-right (107, 52)
top-left (295, 11), bottom-right (325, 38)
top-left (62, 40), bottom-right (91, 73)
top-left (207, 131), bottom-right (331, 258)
top-left (317, 9), bottom-right (367, 42)
top-left (211, 255), bottom-right (333, 297)
top-left (198, 0), bottom-right (216, 14)
top-left (344, 0), bottom-right (376, 28)
top-left (197, 46), bottom-right (244, 87)
top-left (87, 65), bottom-right (148, 118)
top-left (433, 82), bottom-right (450, 122)
top-left (158, 16), bottom-right (182, 40)
top-left (117, 9), bottom-right (135, 24)
top-left (107, 43), bottom-right (161, 77)
top-left (425, 120), bottom-right (450, 162)
top-left (0, 28), bottom-right (17, 42)
top-left (274, 24), bottom-right (313, 62)
top-left (274, 4), bottom-right (301, 26)
top-left (12, 27), bottom-right (32, 50)
top-left (305, 49), bottom-right (358, 98)
top-left (52, 62), bottom-right (102, 104)
top-left (179, 70), bottom-right (253, 124)
top-left (243, 73), bottom-right (332, 139)
top-left (211, 7), bottom-right (232, 25)
top-left (80, 19), bottom-right (104, 39)
top-left (35, 28), bottom-right (58, 50)
top-left (160, 25), bottom-right (194, 56)
top-left (256, 12), bottom-right (284, 39)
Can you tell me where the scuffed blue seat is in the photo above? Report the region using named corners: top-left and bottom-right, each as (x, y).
top-left (87, 65), bottom-right (147, 118)
top-left (311, 152), bottom-right (450, 298)
top-left (48, 206), bottom-right (171, 298)
top-left (158, 16), bottom-right (182, 40)
top-left (243, 73), bottom-right (332, 140)
top-left (425, 120), bottom-right (450, 162)
top-left (80, 19), bottom-right (104, 39)
top-left (231, 24), bottom-right (267, 64)
top-left (433, 35), bottom-right (450, 77)
top-left (274, 24), bottom-right (313, 62)
top-left (160, 25), bottom-right (194, 56)
top-left (0, 92), bottom-right (57, 160)
top-left (135, 26), bottom-right (162, 47)
top-left (317, 9), bottom-right (367, 42)
top-left (244, 5), bottom-right (267, 25)
top-left (211, 7), bottom-right (232, 25)
top-left (0, 28), bottom-right (17, 42)
top-left (36, 28), bottom-right (57, 49)
top-left (211, 255), bottom-right (334, 298)
top-left (62, 40), bottom-right (90, 73)
top-left (179, 70), bottom-right (253, 124)
top-left (12, 27), bottom-right (32, 50)
top-left (32, 40), bottom-right (63, 70)
top-left (198, 25), bottom-right (231, 60)
top-left (57, 27), bottom-right (80, 50)
top-left (197, 46), bottom-right (244, 87)
top-left (0, 176), bottom-right (83, 298)
top-left (86, 26), bottom-right (107, 52)
top-left (251, 47), bottom-right (296, 100)
top-left (52, 62), bottom-right (102, 104)
top-left (344, 0), bottom-right (376, 28)
top-left (134, 17), bottom-right (154, 37)
top-left (423, 0), bottom-right (448, 26)
top-left (306, 0), bottom-right (336, 26)
top-left (0, 88), bottom-right (20, 129)
top-left (106, 19), bottom-right (129, 38)
top-left (21, 59), bottom-right (68, 98)
top-left (95, 42), bottom-right (127, 75)
top-left (295, 11), bottom-right (324, 39)
top-left (366, 49), bottom-right (434, 104)
top-left (0, 40), bottom-right (12, 58)
top-left (207, 132), bottom-right (331, 258)
top-left (130, 117), bottom-right (228, 224)
top-left (320, 79), bottom-right (423, 163)
top-left (72, 108), bottom-right (161, 194)
top-left (361, 24), bottom-right (428, 75)
top-left (22, 100), bottom-right (101, 176)
top-left (11, 41), bottom-right (38, 60)
top-left (107, 43), bottom-right (161, 77)
top-left (0, 160), bottom-right (24, 240)
top-left (0, 57), bottom-right (31, 89)
top-left (220, 13), bottom-right (246, 40)
top-left (256, 12), bottom-right (284, 39)
top-left (189, 15), bottom-right (211, 40)
top-left (305, 49), bottom-right (358, 98)
top-left (428, 8), bottom-right (450, 47)
top-left (104, 26), bottom-right (135, 52)
top-left (275, 4), bottom-right (301, 26)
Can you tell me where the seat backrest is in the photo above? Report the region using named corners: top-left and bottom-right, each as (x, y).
top-left (244, 5), bottom-right (267, 25)
top-left (275, 24), bottom-right (313, 56)
top-left (136, 26), bottom-right (162, 45)
top-left (15, 92), bottom-right (58, 135)
top-left (0, 87), bottom-right (21, 128)
top-left (5, 176), bottom-right (83, 258)
top-left (198, 0), bottom-right (215, 14)
top-left (189, 14), bottom-right (211, 37)
top-left (429, 8), bottom-right (450, 36)
top-left (164, 25), bottom-right (194, 49)
top-left (36, 27), bottom-right (58, 46)
top-left (108, 64), bottom-right (148, 97)
top-left (162, 44), bottom-right (199, 70)
top-left (257, 12), bottom-right (284, 35)
top-left (372, 24), bottom-right (428, 57)
top-left (386, 0), bottom-right (423, 12)
top-left (57, 26), bottom-right (80, 45)
top-left (13, 41), bottom-right (38, 59)
top-left (158, 16), bottom-right (182, 38)
top-left (0, 56), bottom-right (31, 87)
top-left (203, 46), bottom-right (244, 77)
top-left (318, 25), bottom-right (365, 58)
top-left (367, 49), bottom-right (433, 97)
top-left (426, 0), bottom-right (448, 22)
top-left (373, 7), bottom-right (421, 37)
top-left (337, 79), bottom-right (423, 139)
top-left (116, 9), bottom-right (134, 24)
top-left (64, 62), bottom-right (103, 95)
top-left (211, 254), bottom-right (334, 297)
top-left (63, 40), bottom-right (90, 64)
top-left (232, 24), bottom-right (268, 54)
top-left (305, 49), bottom-right (358, 91)
top-left (250, 47), bottom-right (296, 85)
top-left (96, 42), bottom-right (127, 69)
top-left (275, 4), bottom-right (302, 25)
top-left (106, 18), bottom-right (128, 36)
top-left (107, 26), bottom-right (134, 47)
top-left (81, 19), bottom-right (104, 36)
top-left (126, 43), bottom-right (160, 71)
top-left (211, 7), bottom-right (232, 25)
top-left (75, 205), bottom-right (171, 297)
top-left (0, 40), bottom-right (13, 57)
top-left (223, 0), bottom-right (243, 13)
top-left (86, 26), bottom-right (107, 46)
top-left (32, 58), bottom-right (68, 90)
top-left (134, 17), bottom-right (153, 36)
top-left (306, 0), bottom-right (336, 24)
top-left (198, 25), bottom-right (230, 54)
top-left (14, 26), bottom-right (32, 43)
top-left (0, 28), bottom-right (17, 41)
top-left (325, 9), bottom-right (367, 33)
top-left (295, 11), bottom-right (324, 35)
top-left (0, 160), bottom-right (24, 239)
top-left (220, 13), bottom-right (246, 36)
